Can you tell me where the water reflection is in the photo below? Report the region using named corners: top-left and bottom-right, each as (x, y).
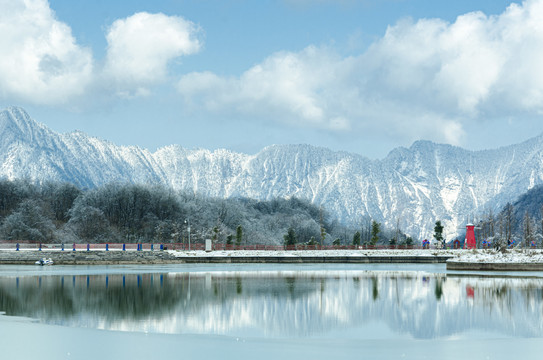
top-left (0, 271), bottom-right (542, 339)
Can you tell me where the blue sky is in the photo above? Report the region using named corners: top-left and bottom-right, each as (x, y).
top-left (1, 0), bottom-right (542, 158)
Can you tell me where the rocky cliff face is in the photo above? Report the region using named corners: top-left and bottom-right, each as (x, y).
top-left (2, 106), bottom-right (543, 239)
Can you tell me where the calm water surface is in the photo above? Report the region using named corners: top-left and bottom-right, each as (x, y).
top-left (1, 264), bottom-right (542, 340)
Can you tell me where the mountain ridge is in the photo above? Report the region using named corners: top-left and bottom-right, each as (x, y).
top-left (1, 106), bottom-right (543, 239)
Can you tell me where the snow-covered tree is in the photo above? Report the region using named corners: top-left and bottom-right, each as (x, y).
top-left (0, 199), bottom-right (55, 242)
top-left (67, 204), bottom-right (112, 242)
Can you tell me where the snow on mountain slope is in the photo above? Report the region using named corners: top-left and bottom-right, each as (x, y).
top-left (2, 106), bottom-right (543, 239)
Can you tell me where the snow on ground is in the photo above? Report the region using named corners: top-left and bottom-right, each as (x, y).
top-left (449, 249), bottom-right (543, 263)
top-left (167, 249), bottom-right (543, 263)
top-left (166, 249), bottom-right (460, 257)
top-left (2, 247), bottom-right (543, 263)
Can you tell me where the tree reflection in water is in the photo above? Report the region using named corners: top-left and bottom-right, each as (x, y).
top-left (0, 271), bottom-right (542, 339)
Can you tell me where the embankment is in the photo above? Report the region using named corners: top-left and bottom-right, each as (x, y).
top-left (446, 262), bottom-right (543, 271)
top-left (0, 251), bottom-right (179, 265)
top-left (0, 250), bottom-right (454, 265)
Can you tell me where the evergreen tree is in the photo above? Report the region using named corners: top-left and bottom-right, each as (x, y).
top-left (352, 231), bottom-right (361, 246)
top-left (226, 234), bottom-right (233, 245)
top-left (212, 226), bottom-right (219, 243)
top-left (236, 225), bottom-right (243, 246)
top-left (283, 227), bottom-right (297, 246)
top-left (371, 220), bottom-right (380, 245)
top-left (433, 220), bottom-right (444, 245)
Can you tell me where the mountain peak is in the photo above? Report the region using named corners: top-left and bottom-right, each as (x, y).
top-left (409, 139), bottom-right (437, 151)
top-left (0, 106), bottom-right (49, 143)
top-left (1, 106), bottom-right (543, 240)
top-left (1, 106), bottom-right (32, 126)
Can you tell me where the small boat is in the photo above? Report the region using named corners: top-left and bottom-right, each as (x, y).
top-left (35, 258), bottom-right (54, 266)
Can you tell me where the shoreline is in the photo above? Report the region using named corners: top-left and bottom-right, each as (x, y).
top-left (446, 249), bottom-right (543, 271)
top-left (0, 250), bottom-right (180, 265)
top-left (446, 261), bottom-right (543, 271)
top-left (0, 249), bottom-right (455, 265)
top-left (1, 249), bottom-right (542, 269)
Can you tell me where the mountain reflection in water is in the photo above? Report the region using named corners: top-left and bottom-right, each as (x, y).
top-left (0, 271), bottom-right (542, 339)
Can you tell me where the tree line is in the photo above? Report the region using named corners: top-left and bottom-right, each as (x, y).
top-left (0, 179), bottom-right (410, 246)
top-left (452, 184), bottom-right (543, 249)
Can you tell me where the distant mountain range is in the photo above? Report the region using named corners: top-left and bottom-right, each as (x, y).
top-left (2, 106), bottom-right (543, 239)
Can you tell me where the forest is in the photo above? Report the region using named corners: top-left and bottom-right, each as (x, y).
top-left (0, 179), bottom-right (408, 246)
top-left (476, 184), bottom-right (543, 248)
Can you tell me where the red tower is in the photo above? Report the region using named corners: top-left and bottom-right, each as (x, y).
top-left (464, 224), bottom-right (476, 249)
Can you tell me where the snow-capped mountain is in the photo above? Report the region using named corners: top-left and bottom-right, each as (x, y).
top-left (2, 106), bottom-right (543, 239)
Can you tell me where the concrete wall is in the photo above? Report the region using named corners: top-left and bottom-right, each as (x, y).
top-left (447, 261), bottom-right (543, 271)
top-left (0, 251), bottom-right (453, 265)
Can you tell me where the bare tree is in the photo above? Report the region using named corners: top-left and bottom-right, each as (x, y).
top-left (504, 202), bottom-right (515, 246)
top-left (394, 215), bottom-right (401, 245)
top-left (494, 210), bottom-right (506, 250)
top-left (523, 211), bottom-right (535, 249)
top-left (487, 208), bottom-right (495, 242)
top-left (540, 204), bottom-right (543, 248)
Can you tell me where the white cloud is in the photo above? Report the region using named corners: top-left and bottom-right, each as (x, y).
top-left (0, 2), bottom-right (202, 104)
top-left (0, 0), bottom-right (93, 104)
top-left (178, 46), bottom-right (352, 131)
top-left (177, 0), bottom-right (543, 146)
top-left (104, 12), bottom-right (201, 96)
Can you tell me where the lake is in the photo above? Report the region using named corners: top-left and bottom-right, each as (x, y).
top-left (0, 263), bottom-right (542, 359)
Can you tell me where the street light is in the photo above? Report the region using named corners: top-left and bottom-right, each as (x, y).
top-left (185, 219), bottom-right (191, 251)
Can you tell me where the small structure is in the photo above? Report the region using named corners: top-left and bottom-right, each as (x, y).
top-left (464, 224), bottom-right (476, 249)
top-left (453, 239), bottom-right (461, 249)
top-left (35, 258), bottom-right (53, 266)
top-left (205, 239), bottom-right (212, 252)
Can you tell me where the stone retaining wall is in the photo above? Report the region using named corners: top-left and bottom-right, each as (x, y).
top-left (174, 256), bottom-right (453, 264)
top-left (5, 251), bottom-right (542, 269)
top-left (446, 261), bottom-right (543, 271)
top-left (0, 251), bottom-right (179, 265)
top-left (0, 251), bottom-right (453, 265)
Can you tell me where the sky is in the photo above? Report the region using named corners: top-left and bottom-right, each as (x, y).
top-left (1, 0), bottom-right (543, 159)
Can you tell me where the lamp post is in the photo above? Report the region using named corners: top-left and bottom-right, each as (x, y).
top-left (185, 219), bottom-right (191, 251)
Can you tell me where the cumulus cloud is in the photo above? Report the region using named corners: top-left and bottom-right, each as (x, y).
top-left (361, 1), bottom-right (543, 117)
top-left (104, 12), bottom-right (201, 96)
top-left (0, 1), bottom-right (202, 104)
top-left (0, 0), bottom-right (93, 104)
top-left (178, 46), bottom-right (353, 131)
top-left (177, 0), bottom-right (543, 145)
